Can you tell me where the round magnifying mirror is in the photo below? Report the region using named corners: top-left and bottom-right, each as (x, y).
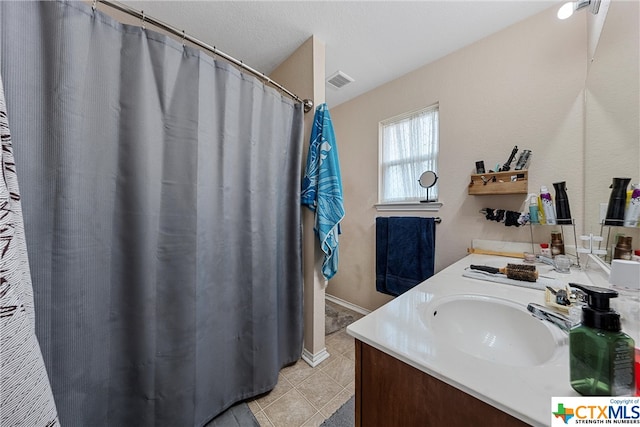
top-left (418, 171), bottom-right (438, 188)
top-left (418, 171), bottom-right (438, 203)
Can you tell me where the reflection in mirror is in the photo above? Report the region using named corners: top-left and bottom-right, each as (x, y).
top-left (584, 0), bottom-right (639, 262)
top-left (418, 171), bottom-right (438, 203)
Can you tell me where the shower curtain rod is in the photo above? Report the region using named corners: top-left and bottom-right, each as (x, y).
top-left (96, 0), bottom-right (314, 113)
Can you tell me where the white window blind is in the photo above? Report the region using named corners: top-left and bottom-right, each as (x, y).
top-left (379, 105), bottom-right (439, 203)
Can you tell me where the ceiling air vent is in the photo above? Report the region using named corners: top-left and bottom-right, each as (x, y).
top-left (327, 71), bottom-right (354, 89)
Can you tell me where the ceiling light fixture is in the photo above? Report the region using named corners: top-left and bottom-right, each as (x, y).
top-left (557, 0), bottom-right (600, 20)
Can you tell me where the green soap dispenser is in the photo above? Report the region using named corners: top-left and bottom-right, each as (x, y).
top-left (569, 283), bottom-right (636, 396)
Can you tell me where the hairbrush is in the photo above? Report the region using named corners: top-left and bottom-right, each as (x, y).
top-left (469, 263), bottom-right (538, 282)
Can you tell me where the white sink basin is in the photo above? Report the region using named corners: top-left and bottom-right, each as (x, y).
top-left (421, 294), bottom-right (564, 367)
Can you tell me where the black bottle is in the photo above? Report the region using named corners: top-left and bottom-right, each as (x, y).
top-left (553, 181), bottom-right (572, 225)
top-left (604, 178), bottom-right (631, 225)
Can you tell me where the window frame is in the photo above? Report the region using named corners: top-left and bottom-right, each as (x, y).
top-left (377, 103), bottom-right (441, 210)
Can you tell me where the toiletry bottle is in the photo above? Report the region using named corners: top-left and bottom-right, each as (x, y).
top-left (569, 283), bottom-right (636, 396)
top-left (540, 186), bottom-right (556, 225)
top-left (528, 193), bottom-right (539, 224)
top-left (605, 178), bottom-right (631, 225)
top-left (613, 235), bottom-right (633, 260)
top-left (551, 232), bottom-right (565, 256)
top-left (623, 185), bottom-right (640, 227)
top-left (540, 243), bottom-right (551, 257)
top-left (553, 181), bottom-right (572, 225)
top-left (537, 195), bottom-right (546, 225)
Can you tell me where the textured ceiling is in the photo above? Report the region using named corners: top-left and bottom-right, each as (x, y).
top-left (119, 1), bottom-right (562, 107)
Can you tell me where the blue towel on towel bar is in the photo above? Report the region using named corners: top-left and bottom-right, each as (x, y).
top-left (301, 103), bottom-right (345, 280)
top-left (376, 217), bottom-right (436, 297)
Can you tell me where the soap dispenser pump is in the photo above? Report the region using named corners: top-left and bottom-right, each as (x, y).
top-left (569, 283), bottom-right (635, 396)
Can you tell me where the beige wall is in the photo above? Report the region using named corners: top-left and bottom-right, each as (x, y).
top-left (328, 6), bottom-right (587, 311)
top-left (270, 36), bottom-right (330, 363)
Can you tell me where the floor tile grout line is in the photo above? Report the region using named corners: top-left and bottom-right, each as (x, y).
top-left (251, 304), bottom-right (358, 426)
top-left (296, 379), bottom-right (347, 414)
top-left (255, 374), bottom-right (294, 411)
top-left (251, 357), bottom-right (354, 426)
top-left (296, 362), bottom-right (356, 423)
top-left (258, 389), bottom-right (323, 427)
top-left (256, 378), bottom-right (341, 427)
top-left (263, 407), bottom-right (279, 427)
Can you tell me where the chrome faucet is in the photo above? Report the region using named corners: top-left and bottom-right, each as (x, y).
top-left (527, 303), bottom-right (573, 333)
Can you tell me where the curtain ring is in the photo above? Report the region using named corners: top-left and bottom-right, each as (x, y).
top-left (141, 11), bottom-right (146, 30)
top-left (92, 0), bottom-right (97, 11)
top-left (181, 30), bottom-right (186, 47)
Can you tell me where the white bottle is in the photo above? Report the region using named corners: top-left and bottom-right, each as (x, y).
top-left (623, 185), bottom-right (640, 227)
top-left (540, 186), bottom-right (556, 225)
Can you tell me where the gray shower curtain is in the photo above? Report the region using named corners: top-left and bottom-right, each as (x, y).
top-left (0, 1), bottom-right (304, 426)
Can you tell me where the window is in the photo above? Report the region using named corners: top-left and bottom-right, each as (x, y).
top-left (379, 104), bottom-right (439, 203)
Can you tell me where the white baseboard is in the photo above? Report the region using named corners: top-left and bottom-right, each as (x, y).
top-left (300, 295), bottom-right (369, 367)
top-left (301, 347), bottom-right (330, 368)
top-left (325, 293), bottom-right (371, 316)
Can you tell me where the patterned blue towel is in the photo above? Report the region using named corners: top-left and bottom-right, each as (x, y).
top-left (301, 104), bottom-right (345, 280)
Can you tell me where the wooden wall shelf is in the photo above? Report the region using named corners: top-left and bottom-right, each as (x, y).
top-left (468, 169), bottom-right (528, 195)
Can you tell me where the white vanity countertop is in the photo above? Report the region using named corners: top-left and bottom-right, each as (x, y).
top-left (347, 253), bottom-right (639, 427)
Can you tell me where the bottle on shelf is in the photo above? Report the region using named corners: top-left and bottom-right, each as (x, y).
top-left (623, 184), bottom-right (640, 227)
top-left (528, 193), bottom-right (539, 224)
top-left (537, 195), bottom-right (546, 225)
top-left (604, 178), bottom-right (631, 226)
top-left (613, 235), bottom-right (633, 260)
top-left (540, 186), bottom-right (556, 225)
top-left (553, 181), bottom-right (572, 225)
top-left (551, 232), bottom-right (565, 256)
top-left (540, 243), bottom-right (551, 258)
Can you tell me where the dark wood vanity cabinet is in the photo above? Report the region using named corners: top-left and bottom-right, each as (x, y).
top-left (354, 340), bottom-right (531, 427)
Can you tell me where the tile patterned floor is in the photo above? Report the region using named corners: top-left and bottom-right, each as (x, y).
top-left (247, 305), bottom-right (362, 427)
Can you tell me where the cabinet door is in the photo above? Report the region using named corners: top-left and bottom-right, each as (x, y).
top-left (355, 340), bottom-right (530, 427)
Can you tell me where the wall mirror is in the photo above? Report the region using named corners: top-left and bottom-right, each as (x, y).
top-left (584, 0), bottom-right (639, 260)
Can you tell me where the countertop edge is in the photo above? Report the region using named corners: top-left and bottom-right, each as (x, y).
top-left (345, 253), bottom-right (618, 427)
